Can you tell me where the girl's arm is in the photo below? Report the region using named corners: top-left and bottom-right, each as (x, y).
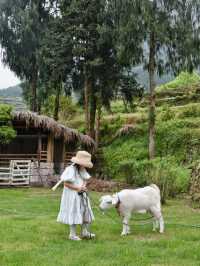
top-left (64, 182), bottom-right (86, 192)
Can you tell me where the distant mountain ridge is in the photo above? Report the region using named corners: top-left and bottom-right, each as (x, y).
top-left (0, 84), bottom-right (27, 111)
top-left (0, 84), bottom-right (22, 97)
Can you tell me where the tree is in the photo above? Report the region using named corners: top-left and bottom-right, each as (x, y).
top-left (113, 0), bottom-right (200, 159)
top-left (0, 104), bottom-right (16, 144)
top-left (39, 0), bottom-right (74, 120)
top-left (119, 73), bottom-right (144, 111)
top-left (60, 0), bottom-right (119, 138)
top-left (0, 0), bottom-right (48, 112)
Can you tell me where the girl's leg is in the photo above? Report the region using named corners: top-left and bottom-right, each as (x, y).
top-left (69, 224), bottom-right (81, 241)
top-left (81, 223), bottom-right (95, 238)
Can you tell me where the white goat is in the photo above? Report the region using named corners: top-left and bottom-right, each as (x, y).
top-left (99, 184), bottom-right (164, 236)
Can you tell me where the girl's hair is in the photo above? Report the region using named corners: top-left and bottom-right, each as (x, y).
top-left (74, 163), bottom-right (81, 170)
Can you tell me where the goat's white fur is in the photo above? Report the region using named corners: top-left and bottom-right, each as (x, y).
top-left (99, 184), bottom-right (164, 236)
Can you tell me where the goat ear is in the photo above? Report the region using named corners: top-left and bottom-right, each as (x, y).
top-left (111, 195), bottom-right (118, 205)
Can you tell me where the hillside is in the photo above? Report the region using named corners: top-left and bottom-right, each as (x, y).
top-left (0, 84), bottom-right (22, 97)
top-left (101, 72), bottom-right (200, 201)
top-left (0, 84), bottom-right (27, 111)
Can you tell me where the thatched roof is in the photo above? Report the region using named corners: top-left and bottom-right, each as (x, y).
top-left (12, 111), bottom-right (96, 151)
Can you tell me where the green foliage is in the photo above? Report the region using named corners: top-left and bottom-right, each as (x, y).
top-left (0, 104), bottom-right (16, 144)
top-left (101, 115), bottom-right (124, 136)
top-left (0, 126), bottom-right (16, 145)
top-left (0, 0), bottom-right (49, 111)
top-left (157, 105), bottom-right (175, 121)
top-left (157, 72), bottom-right (200, 92)
top-left (119, 74), bottom-right (144, 111)
top-left (119, 157), bottom-right (190, 202)
top-left (103, 104), bottom-right (200, 201)
top-left (42, 95), bottom-right (77, 121)
top-left (0, 104), bottom-right (13, 122)
top-left (104, 133), bottom-right (148, 179)
top-left (156, 119), bottom-right (200, 162)
top-left (177, 103), bottom-right (200, 118)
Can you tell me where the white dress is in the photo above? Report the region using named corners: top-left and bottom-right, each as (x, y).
top-left (57, 164), bottom-right (95, 225)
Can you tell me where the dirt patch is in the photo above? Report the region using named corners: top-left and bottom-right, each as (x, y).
top-left (41, 175), bottom-right (130, 192)
top-left (87, 178), bottom-right (130, 192)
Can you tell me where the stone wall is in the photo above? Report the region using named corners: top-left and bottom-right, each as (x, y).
top-left (31, 162), bottom-right (60, 187)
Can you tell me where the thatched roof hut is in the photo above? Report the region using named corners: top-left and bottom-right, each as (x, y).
top-left (0, 111), bottom-right (96, 173)
top-left (12, 111), bottom-right (96, 150)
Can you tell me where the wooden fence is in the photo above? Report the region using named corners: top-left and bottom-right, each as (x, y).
top-left (0, 160), bottom-right (31, 186)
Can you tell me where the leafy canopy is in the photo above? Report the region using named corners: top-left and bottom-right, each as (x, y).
top-left (0, 104), bottom-right (16, 144)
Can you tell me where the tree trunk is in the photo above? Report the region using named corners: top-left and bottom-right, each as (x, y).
top-left (89, 89), bottom-right (96, 139)
top-left (95, 97), bottom-right (102, 148)
top-left (148, 31), bottom-right (156, 160)
top-left (54, 82), bottom-right (61, 121)
top-left (30, 69), bottom-right (38, 112)
top-left (84, 76), bottom-right (91, 134)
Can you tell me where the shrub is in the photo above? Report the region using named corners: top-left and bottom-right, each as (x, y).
top-left (103, 134), bottom-right (148, 179)
top-left (157, 105), bottom-right (175, 121)
top-left (0, 104), bottom-right (16, 144)
top-left (119, 157), bottom-right (190, 203)
top-left (177, 104), bottom-right (200, 118)
top-left (42, 95), bottom-right (77, 121)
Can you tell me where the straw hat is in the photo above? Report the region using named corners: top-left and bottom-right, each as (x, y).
top-left (71, 151), bottom-right (93, 169)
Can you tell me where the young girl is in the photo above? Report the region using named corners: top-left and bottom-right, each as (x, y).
top-left (56, 150), bottom-right (95, 241)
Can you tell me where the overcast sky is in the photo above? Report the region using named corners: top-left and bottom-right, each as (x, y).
top-left (0, 48), bottom-right (20, 90)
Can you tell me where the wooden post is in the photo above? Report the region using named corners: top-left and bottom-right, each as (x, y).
top-left (47, 133), bottom-right (54, 163)
top-left (37, 132), bottom-right (42, 163)
top-left (62, 140), bottom-right (65, 164)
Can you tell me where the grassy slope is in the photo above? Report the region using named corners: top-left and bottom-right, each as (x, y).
top-left (103, 73), bottom-right (200, 184)
top-left (1, 188), bottom-right (200, 266)
top-left (156, 72), bottom-right (200, 92)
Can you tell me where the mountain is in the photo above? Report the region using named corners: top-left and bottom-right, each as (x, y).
top-left (133, 65), bottom-right (174, 89)
top-left (0, 84), bottom-right (27, 111)
top-left (0, 84), bottom-right (22, 97)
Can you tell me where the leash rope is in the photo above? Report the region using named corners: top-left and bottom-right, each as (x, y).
top-left (79, 192), bottom-right (94, 239)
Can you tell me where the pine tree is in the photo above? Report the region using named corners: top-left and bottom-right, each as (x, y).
top-left (0, 0), bottom-right (48, 112)
top-left (60, 0), bottom-right (119, 138)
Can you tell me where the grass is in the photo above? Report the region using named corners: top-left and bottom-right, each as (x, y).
top-left (156, 72), bottom-right (200, 92)
top-left (1, 188), bottom-right (200, 266)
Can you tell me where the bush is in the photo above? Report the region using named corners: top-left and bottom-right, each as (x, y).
top-left (119, 157), bottom-right (190, 202)
top-left (177, 104), bottom-right (200, 118)
top-left (103, 132), bottom-right (148, 179)
top-left (42, 95), bottom-right (77, 121)
top-left (0, 104), bottom-right (16, 144)
top-left (157, 105), bottom-right (175, 121)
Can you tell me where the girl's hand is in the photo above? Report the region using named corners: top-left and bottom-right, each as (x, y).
top-left (78, 185), bottom-right (87, 192)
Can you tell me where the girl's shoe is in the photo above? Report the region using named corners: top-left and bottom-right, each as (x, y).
top-left (81, 231), bottom-right (95, 239)
top-left (69, 235), bottom-right (82, 241)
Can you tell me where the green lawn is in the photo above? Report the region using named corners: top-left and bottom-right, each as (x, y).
top-left (1, 188), bottom-right (200, 266)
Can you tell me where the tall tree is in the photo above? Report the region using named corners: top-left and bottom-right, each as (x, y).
top-left (113, 0), bottom-right (200, 159)
top-left (60, 0), bottom-right (119, 138)
top-left (39, 8), bottom-right (74, 121)
top-left (0, 0), bottom-right (48, 112)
